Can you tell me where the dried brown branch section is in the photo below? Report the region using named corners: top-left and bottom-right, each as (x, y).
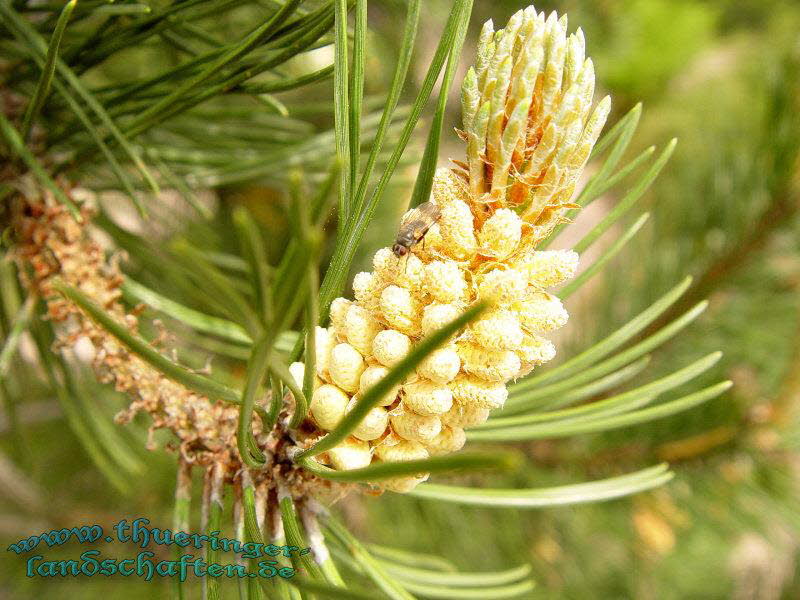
top-left (11, 195), bottom-right (348, 502)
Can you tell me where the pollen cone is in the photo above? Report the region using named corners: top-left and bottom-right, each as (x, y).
top-left (308, 5), bottom-right (609, 492)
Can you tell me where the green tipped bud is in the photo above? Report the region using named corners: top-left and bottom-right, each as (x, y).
top-left (457, 4), bottom-right (610, 243)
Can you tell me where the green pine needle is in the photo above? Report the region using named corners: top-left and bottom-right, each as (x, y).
top-left (299, 451), bottom-right (518, 482)
top-left (20, 0), bottom-right (76, 139)
top-left (408, 464), bottom-right (674, 508)
top-left (0, 112), bottom-right (81, 220)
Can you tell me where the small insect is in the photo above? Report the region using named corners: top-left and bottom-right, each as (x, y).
top-left (392, 201), bottom-right (442, 258)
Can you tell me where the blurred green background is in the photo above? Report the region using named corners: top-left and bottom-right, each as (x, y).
top-left (2, 1), bottom-right (800, 598)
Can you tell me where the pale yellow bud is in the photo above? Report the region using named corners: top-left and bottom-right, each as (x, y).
top-left (382, 475), bottom-right (430, 493)
top-left (516, 363), bottom-right (536, 379)
top-left (310, 384), bottom-right (350, 430)
top-left (353, 271), bottom-right (383, 311)
top-left (413, 222), bottom-right (446, 261)
top-left (289, 362), bottom-right (305, 388)
top-left (373, 439), bottom-right (429, 493)
top-left (344, 304), bottom-right (382, 355)
top-left (372, 329), bottom-right (411, 367)
top-left (329, 343), bottom-right (365, 393)
top-left (373, 247), bottom-right (425, 289)
top-left (346, 398), bottom-right (389, 441)
top-left (380, 285), bottom-right (420, 334)
top-left (518, 291), bottom-right (568, 331)
top-left (441, 400), bottom-right (490, 428)
top-left (373, 431), bottom-right (401, 450)
top-left (416, 346), bottom-right (461, 383)
top-left (315, 326), bottom-right (335, 380)
top-left (391, 409), bottom-right (442, 442)
top-left (423, 260), bottom-right (467, 303)
top-left (372, 247), bottom-right (397, 278)
top-left (359, 365), bottom-right (400, 406)
top-left (470, 309), bottom-right (524, 350)
top-left (478, 208), bottom-right (522, 259)
top-left (450, 374), bottom-right (508, 409)
top-left (325, 437), bottom-right (372, 470)
top-left (329, 297), bottom-right (352, 334)
top-left (476, 267), bottom-right (527, 304)
top-left (438, 199), bottom-right (477, 260)
top-left (397, 252), bottom-right (426, 289)
top-left (517, 332), bottom-right (556, 365)
top-left (518, 249), bottom-right (579, 288)
top-left (421, 303), bottom-right (461, 336)
top-left (401, 379), bottom-right (453, 416)
top-left (431, 167), bottom-right (470, 207)
top-left (425, 425), bottom-right (466, 456)
top-left (458, 342), bottom-right (521, 382)
top-left (289, 361), bottom-right (321, 392)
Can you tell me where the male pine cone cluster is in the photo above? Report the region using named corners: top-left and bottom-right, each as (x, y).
top-left (296, 5), bottom-right (610, 492)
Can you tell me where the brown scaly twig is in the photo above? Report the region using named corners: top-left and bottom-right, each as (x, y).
top-left (10, 194), bottom-right (350, 504)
